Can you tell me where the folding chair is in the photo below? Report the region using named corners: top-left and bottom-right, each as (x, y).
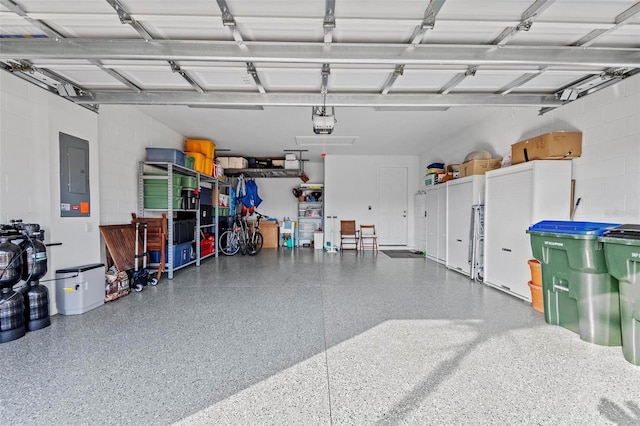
top-left (359, 224), bottom-right (378, 252)
top-left (340, 220), bottom-right (359, 251)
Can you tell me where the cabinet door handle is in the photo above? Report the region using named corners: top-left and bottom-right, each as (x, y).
top-left (502, 248), bottom-right (512, 252)
top-left (456, 239), bottom-right (462, 242)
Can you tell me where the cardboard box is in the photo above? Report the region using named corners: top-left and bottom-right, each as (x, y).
top-left (248, 220), bottom-right (279, 248)
top-left (227, 157), bottom-right (249, 169)
top-left (511, 132), bottom-right (582, 165)
top-left (459, 159), bottom-right (502, 177)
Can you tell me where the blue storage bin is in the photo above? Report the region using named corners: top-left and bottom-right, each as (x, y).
top-left (148, 242), bottom-right (192, 268)
top-left (145, 148), bottom-right (186, 167)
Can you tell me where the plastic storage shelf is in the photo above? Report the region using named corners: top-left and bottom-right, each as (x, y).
top-left (528, 220), bottom-right (621, 346)
top-left (138, 161), bottom-right (228, 279)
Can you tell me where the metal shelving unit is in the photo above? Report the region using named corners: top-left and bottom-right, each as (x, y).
top-left (223, 168), bottom-right (305, 178)
top-left (297, 184), bottom-right (323, 247)
top-left (138, 161), bottom-right (228, 279)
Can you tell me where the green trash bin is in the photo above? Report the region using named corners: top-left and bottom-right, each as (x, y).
top-left (527, 221), bottom-right (621, 346)
top-left (600, 224), bottom-right (640, 365)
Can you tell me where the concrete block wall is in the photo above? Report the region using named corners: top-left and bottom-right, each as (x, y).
top-left (422, 73), bottom-right (640, 224)
top-left (1, 72), bottom-right (100, 314)
top-left (97, 105), bottom-right (184, 226)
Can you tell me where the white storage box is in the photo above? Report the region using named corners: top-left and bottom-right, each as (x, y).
top-left (55, 263), bottom-right (105, 315)
top-left (285, 160), bottom-right (300, 169)
top-left (216, 157), bottom-right (229, 168)
top-left (227, 157), bottom-right (248, 169)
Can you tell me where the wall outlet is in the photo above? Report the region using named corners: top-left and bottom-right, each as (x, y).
top-left (85, 222), bottom-right (93, 233)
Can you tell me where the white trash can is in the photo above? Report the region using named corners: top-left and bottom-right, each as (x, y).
top-left (314, 232), bottom-right (324, 250)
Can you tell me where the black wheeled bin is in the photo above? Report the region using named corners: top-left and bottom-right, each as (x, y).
top-left (600, 224), bottom-right (640, 365)
top-left (527, 221), bottom-right (621, 346)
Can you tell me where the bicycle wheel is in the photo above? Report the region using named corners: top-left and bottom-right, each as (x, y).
top-left (248, 231), bottom-right (263, 255)
top-left (219, 230), bottom-right (240, 256)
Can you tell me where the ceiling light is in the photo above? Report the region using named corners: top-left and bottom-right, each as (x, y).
top-left (295, 136), bottom-right (358, 146)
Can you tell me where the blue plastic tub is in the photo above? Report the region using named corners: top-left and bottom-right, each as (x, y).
top-left (145, 148), bottom-right (186, 167)
top-left (149, 242), bottom-right (192, 268)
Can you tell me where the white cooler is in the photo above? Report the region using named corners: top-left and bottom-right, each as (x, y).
top-left (55, 263), bottom-right (105, 315)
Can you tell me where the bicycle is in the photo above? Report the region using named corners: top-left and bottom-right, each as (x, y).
top-left (246, 212), bottom-right (267, 255)
top-left (219, 214), bottom-right (248, 256)
top-left (219, 212), bottom-right (267, 256)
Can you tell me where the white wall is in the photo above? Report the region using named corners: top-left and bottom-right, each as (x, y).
top-left (98, 105), bottom-right (184, 225)
top-left (1, 72), bottom-right (100, 314)
top-left (421, 73), bottom-right (640, 224)
top-left (324, 155), bottom-right (419, 247)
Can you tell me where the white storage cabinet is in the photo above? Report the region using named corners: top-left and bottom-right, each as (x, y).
top-left (425, 185), bottom-right (447, 264)
top-left (446, 175), bottom-right (485, 277)
top-left (484, 160), bottom-right (572, 300)
top-left (414, 190), bottom-right (427, 254)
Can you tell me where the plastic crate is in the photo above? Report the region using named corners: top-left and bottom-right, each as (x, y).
top-left (185, 154), bottom-right (195, 170)
top-left (144, 196), bottom-right (181, 209)
top-left (143, 183), bottom-right (182, 197)
top-left (181, 176), bottom-right (197, 189)
top-left (144, 174), bottom-right (182, 185)
top-left (185, 151), bottom-right (206, 174)
top-left (145, 148), bottom-right (186, 166)
top-left (185, 139), bottom-right (215, 158)
top-left (204, 157), bottom-right (214, 176)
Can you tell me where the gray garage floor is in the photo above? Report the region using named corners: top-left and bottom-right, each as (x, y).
top-left (2, 248), bottom-right (639, 425)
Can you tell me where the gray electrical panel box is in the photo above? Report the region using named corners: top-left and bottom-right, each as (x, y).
top-left (59, 132), bottom-right (91, 217)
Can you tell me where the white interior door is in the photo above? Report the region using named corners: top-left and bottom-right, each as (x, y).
top-left (378, 166), bottom-right (408, 245)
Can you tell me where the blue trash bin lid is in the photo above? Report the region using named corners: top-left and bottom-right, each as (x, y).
top-left (527, 220), bottom-right (620, 236)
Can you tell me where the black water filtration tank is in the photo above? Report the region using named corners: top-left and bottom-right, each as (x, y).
top-left (0, 238), bottom-right (22, 286)
top-left (0, 239), bottom-right (26, 343)
top-left (20, 239), bottom-right (50, 331)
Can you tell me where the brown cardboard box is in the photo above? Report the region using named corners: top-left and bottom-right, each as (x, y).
top-left (459, 159), bottom-right (502, 177)
top-left (248, 220), bottom-right (279, 248)
top-left (511, 132), bottom-right (582, 165)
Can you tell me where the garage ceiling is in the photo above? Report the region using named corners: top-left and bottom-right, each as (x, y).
top-left (1, 0), bottom-right (639, 158)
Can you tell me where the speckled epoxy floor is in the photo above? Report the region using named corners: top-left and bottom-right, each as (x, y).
top-left (1, 249), bottom-right (639, 425)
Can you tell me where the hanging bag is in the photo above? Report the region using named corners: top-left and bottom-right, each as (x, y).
top-left (241, 179), bottom-right (263, 208)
